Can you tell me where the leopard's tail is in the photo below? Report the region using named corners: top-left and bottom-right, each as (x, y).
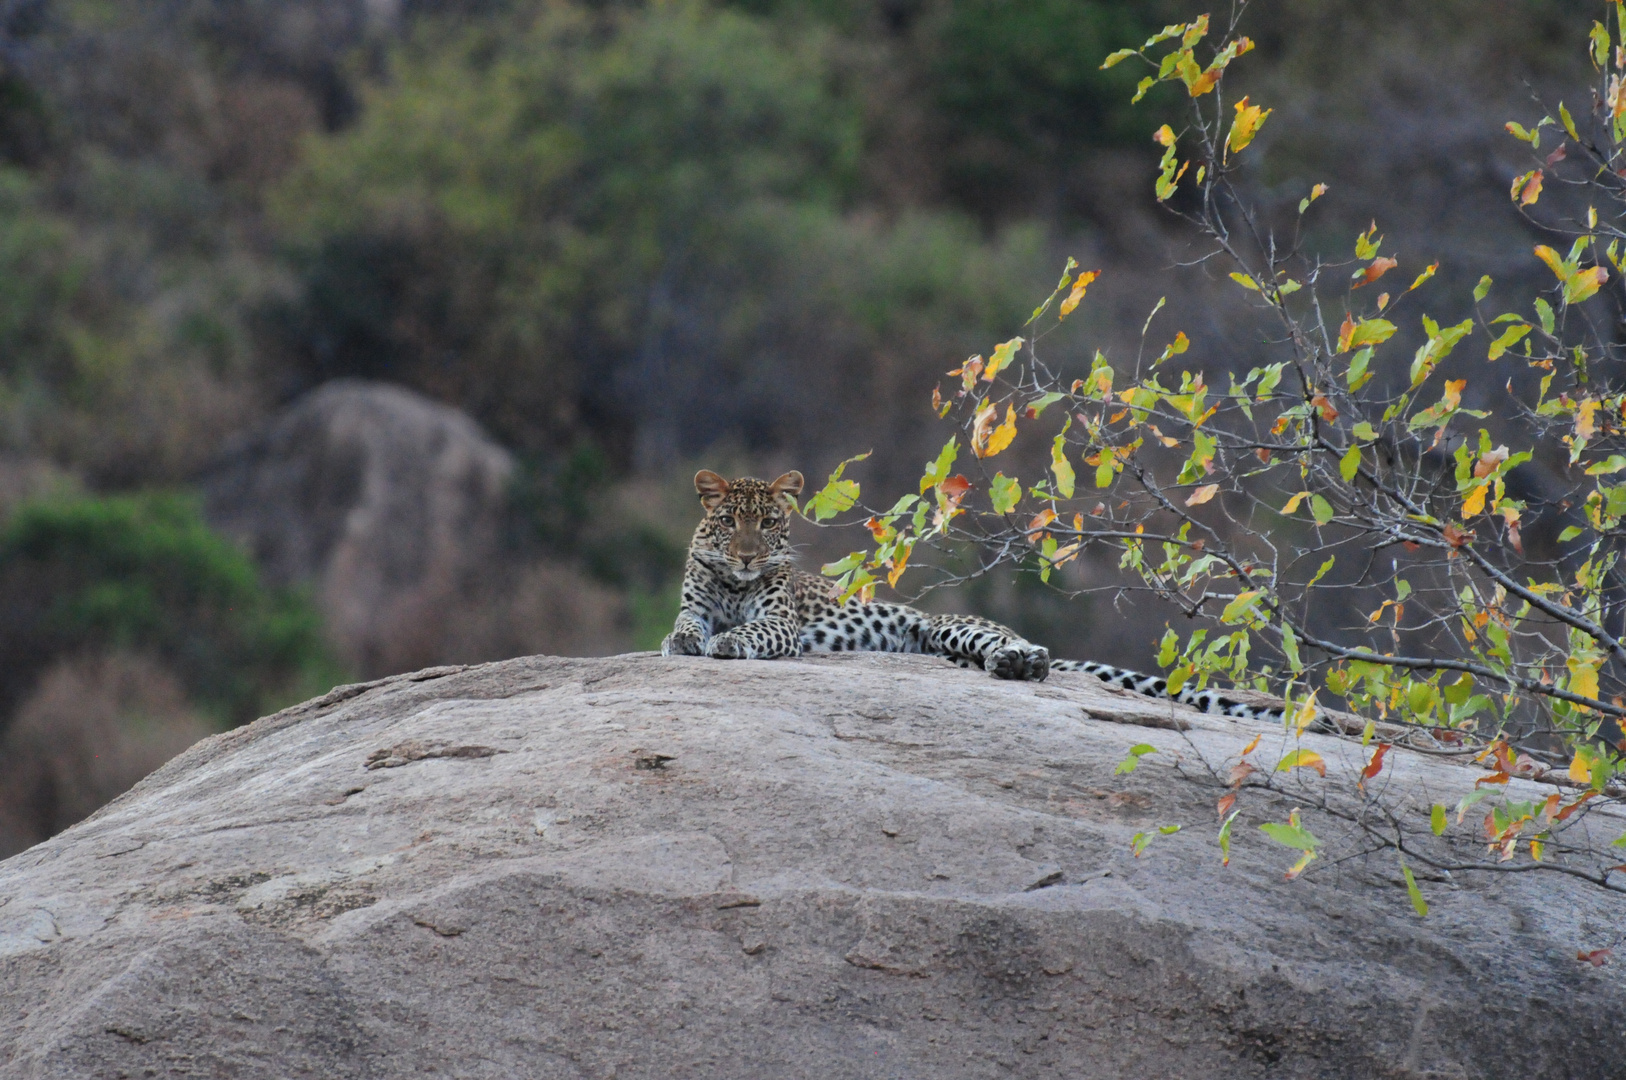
top-left (1050, 659), bottom-right (1289, 724)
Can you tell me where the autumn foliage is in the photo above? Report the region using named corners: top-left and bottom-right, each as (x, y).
top-left (804, 3), bottom-right (1626, 897)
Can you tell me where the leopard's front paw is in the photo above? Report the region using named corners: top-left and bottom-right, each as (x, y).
top-left (985, 643), bottom-right (1049, 681)
top-left (662, 629), bottom-right (704, 657)
top-left (704, 632), bottom-right (756, 660)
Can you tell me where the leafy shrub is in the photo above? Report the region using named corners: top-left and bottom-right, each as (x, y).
top-left (804, 4), bottom-right (1626, 897)
top-left (0, 492), bottom-right (344, 727)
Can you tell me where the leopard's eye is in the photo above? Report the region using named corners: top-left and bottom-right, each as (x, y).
top-left (764, 515), bottom-right (781, 527)
top-left (718, 514), bottom-right (734, 527)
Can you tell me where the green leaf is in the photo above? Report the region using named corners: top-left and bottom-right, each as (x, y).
top-left (1400, 858), bottom-right (1429, 917)
top-left (821, 550), bottom-right (867, 577)
top-left (1346, 347), bottom-right (1374, 390)
top-left (1101, 47), bottom-right (1138, 69)
top-left (1217, 809), bottom-right (1241, 865)
top-left (1473, 275), bottom-right (1493, 302)
top-left (1259, 821), bottom-right (1320, 852)
top-left (1280, 622), bottom-right (1302, 673)
top-left (920, 438), bottom-right (959, 494)
top-left (1535, 297), bottom-right (1555, 335)
top-left (1220, 590), bottom-right (1263, 623)
top-left (1116, 742), bottom-right (1158, 775)
top-left (1339, 445), bottom-right (1362, 482)
top-left (1559, 525), bottom-right (1585, 542)
top-left (1350, 319), bottom-right (1397, 348)
top-left (1307, 555), bottom-right (1336, 587)
top-left (809, 479), bottom-right (860, 521)
top-left (1430, 804), bottom-right (1448, 836)
top-left (1560, 102), bottom-right (1579, 141)
top-left (1254, 362), bottom-right (1286, 400)
top-left (1310, 494), bottom-right (1335, 526)
top-left (1049, 436), bottom-right (1076, 500)
top-left (1352, 421), bottom-right (1378, 440)
top-left (1487, 324), bottom-right (1531, 361)
top-left (1029, 392), bottom-right (1066, 417)
top-left (989, 473), bottom-right (1021, 514)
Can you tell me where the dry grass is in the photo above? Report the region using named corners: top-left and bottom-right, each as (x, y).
top-left (0, 652), bottom-right (216, 859)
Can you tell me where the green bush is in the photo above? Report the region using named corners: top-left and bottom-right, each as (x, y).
top-left (0, 492), bottom-right (344, 727)
top-left (271, 0), bottom-right (1045, 470)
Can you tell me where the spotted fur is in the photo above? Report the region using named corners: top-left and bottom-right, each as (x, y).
top-left (662, 470), bottom-right (1291, 719)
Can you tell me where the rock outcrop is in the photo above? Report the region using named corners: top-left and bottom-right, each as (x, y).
top-left (2, 653), bottom-right (1622, 1078)
top-left (199, 379), bottom-right (625, 674)
top-left (200, 379), bottom-right (516, 676)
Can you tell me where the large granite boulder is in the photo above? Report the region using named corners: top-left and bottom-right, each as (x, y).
top-left (201, 379), bottom-right (516, 676)
top-left (2, 653), bottom-right (1622, 1078)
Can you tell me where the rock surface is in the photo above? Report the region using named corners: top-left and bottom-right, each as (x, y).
top-left (2, 653), bottom-right (1623, 1079)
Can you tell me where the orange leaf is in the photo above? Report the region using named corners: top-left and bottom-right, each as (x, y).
top-left (1025, 508), bottom-right (1057, 541)
top-left (1240, 733), bottom-right (1261, 756)
top-left (1186, 483), bottom-right (1220, 506)
top-left (1059, 270), bottom-right (1101, 319)
top-left (1336, 314), bottom-right (1356, 354)
top-left (1217, 793), bottom-right (1237, 818)
top-left (1352, 256), bottom-right (1398, 289)
top-left (1360, 742), bottom-right (1391, 784)
top-left (1554, 791), bottom-right (1598, 823)
top-left (1311, 395), bottom-right (1338, 423)
top-left (864, 516), bottom-right (892, 541)
top-left (1512, 170), bottom-right (1543, 205)
top-left (1227, 762), bottom-right (1256, 787)
top-left (1579, 949), bottom-right (1612, 967)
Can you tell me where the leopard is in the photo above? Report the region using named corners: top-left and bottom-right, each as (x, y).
top-left (660, 469), bottom-right (1291, 723)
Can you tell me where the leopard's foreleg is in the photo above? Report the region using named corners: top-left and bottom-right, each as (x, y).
top-left (704, 616), bottom-right (803, 660)
top-left (661, 611), bottom-right (710, 657)
top-left (926, 614), bottom-right (1050, 681)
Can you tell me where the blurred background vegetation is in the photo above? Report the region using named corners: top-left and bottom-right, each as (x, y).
top-left (0, 0), bottom-right (1594, 853)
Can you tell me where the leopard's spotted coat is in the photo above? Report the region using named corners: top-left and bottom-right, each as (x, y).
top-left (661, 470), bottom-right (1288, 721)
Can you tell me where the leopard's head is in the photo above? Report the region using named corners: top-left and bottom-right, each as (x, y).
top-left (689, 470), bottom-right (803, 581)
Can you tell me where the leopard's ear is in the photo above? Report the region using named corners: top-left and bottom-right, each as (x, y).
top-left (769, 471), bottom-right (804, 501)
top-left (695, 470), bottom-right (731, 510)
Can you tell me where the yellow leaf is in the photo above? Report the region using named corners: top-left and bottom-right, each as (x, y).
top-left (1153, 124), bottom-right (1176, 147)
top-left (1240, 733), bottom-right (1262, 756)
top-left (1281, 491), bottom-right (1312, 515)
top-left (1569, 748), bottom-right (1593, 785)
top-left (1276, 748), bottom-right (1326, 775)
top-left (1059, 271), bottom-right (1101, 319)
top-left (1408, 262), bottom-right (1439, 292)
top-left (1461, 482), bottom-right (1488, 518)
top-left (1533, 244), bottom-right (1567, 280)
top-left (1291, 694), bottom-right (1320, 736)
top-left (1225, 96), bottom-right (1272, 157)
top-left (1230, 272), bottom-right (1261, 291)
top-left (1186, 483), bottom-right (1219, 506)
top-left (1577, 399), bottom-right (1600, 440)
top-left (1566, 265), bottom-right (1608, 305)
top-left (976, 404), bottom-right (1019, 458)
top-left (983, 337), bottom-right (1024, 381)
top-left (1568, 653), bottom-right (1601, 703)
